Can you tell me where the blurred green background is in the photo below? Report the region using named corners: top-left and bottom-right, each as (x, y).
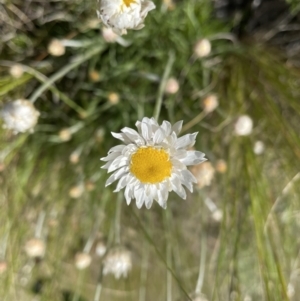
top-left (1, 0), bottom-right (300, 300)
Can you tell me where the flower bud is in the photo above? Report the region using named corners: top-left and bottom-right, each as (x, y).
top-left (234, 115), bottom-right (253, 136)
top-left (194, 39), bottom-right (211, 58)
top-left (215, 159), bottom-right (227, 174)
top-left (69, 184), bottom-right (84, 199)
top-left (202, 94), bottom-right (218, 113)
top-left (108, 92), bottom-right (120, 105)
top-left (10, 64), bottom-right (24, 79)
top-left (75, 252), bottom-right (92, 270)
top-left (165, 77), bottom-right (179, 94)
top-left (253, 140), bottom-right (265, 155)
top-left (24, 238), bottom-right (45, 258)
top-left (48, 39), bottom-right (65, 56)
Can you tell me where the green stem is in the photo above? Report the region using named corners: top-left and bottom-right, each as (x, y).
top-left (153, 51), bottom-right (175, 121)
top-left (29, 43), bottom-right (105, 111)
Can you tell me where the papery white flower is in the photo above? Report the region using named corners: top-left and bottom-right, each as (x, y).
top-left (101, 117), bottom-right (206, 209)
top-left (97, 0), bottom-right (156, 35)
top-left (234, 115), bottom-right (253, 136)
top-left (103, 247), bottom-right (132, 279)
top-left (1, 99), bottom-right (40, 134)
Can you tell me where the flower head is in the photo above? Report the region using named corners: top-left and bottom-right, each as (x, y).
top-left (97, 0), bottom-right (156, 35)
top-left (1, 99), bottom-right (40, 134)
top-left (101, 117), bottom-right (206, 209)
top-left (103, 247), bottom-right (132, 279)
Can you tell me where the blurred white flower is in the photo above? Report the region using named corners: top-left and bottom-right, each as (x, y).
top-left (165, 77), bottom-right (179, 94)
top-left (97, 0), bottom-right (156, 35)
top-left (103, 247), bottom-right (132, 279)
top-left (194, 39), bottom-right (211, 58)
top-left (202, 94), bottom-right (219, 113)
top-left (253, 140), bottom-right (265, 155)
top-left (48, 39), bottom-right (65, 56)
top-left (190, 161), bottom-right (215, 188)
top-left (75, 252), bottom-right (92, 270)
top-left (1, 99), bottom-right (40, 134)
top-left (24, 238), bottom-right (45, 258)
top-left (9, 64), bottom-right (24, 79)
top-left (101, 117), bottom-right (206, 209)
top-left (234, 115), bottom-right (253, 136)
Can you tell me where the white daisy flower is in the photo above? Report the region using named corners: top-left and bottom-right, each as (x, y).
top-left (101, 117), bottom-right (206, 209)
top-left (103, 247), bottom-right (132, 279)
top-left (1, 99), bottom-right (40, 134)
top-left (97, 0), bottom-right (156, 35)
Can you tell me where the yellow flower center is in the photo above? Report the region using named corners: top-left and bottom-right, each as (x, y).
top-left (123, 0), bottom-right (136, 7)
top-left (130, 147), bottom-right (172, 184)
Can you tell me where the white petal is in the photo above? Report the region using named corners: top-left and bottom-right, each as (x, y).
top-left (105, 166), bottom-right (128, 187)
top-left (135, 189), bottom-right (145, 209)
top-left (170, 175), bottom-right (186, 199)
top-left (153, 128), bottom-right (165, 144)
top-left (121, 127), bottom-right (145, 145)
top-left (141, 122), bottom-right (152, 141)
top-left (101, 152), bottom-right (121, 162)
top-left (124, 185), bottom-right (133, 205)
top-left (172, 120), bottom-right (183, 135)
top-left (180, 151), bottom-right (206, 166)
top-left (114, 175), bottom-right (129, 192)
top-left (171, 158), bottom-right (186, 170)
top-left (145, 196), bottom-right (153, 209)
top-left (175, 132), bottom-right (198, 149)
top-left (111, 132), bottom-right (132, 144)
top-left (161, 121), bottom-right (172, 136)
top-left (108, 145), bottom-right (126, 154)
top-left (108, 156), bottom-right (128, 173)
top-left (181, 169), bottom-right (197, 183)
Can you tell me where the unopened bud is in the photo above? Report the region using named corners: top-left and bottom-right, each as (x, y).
top-left (194, 39), bottom-right (211, 58)
top-left (48, 39), bottom-right (65, 56)
top-left (24, 238), bottom-right (45, 258)
top-left (215, 159), bottom-right (227, 174)
top-left (58, 129), bottom-right (72, 142)
top-left (253, 140), bottom-right (265, 155)
top-left (89, 70), bottom-right (101, 82)
top-left (165, 77), bottom-right (179, 94)
top-left (75, 252), bottom-right (92, 270)
top-left (108, 92), bottom-right (120, 105)
top-left (202, 94), bottom-right (218, 113)
top-left (234, 115), bottom-right (253, 136)
top-left (10, 64), bottom-right (24, 79)
top-left (69, 185), bottom-right (84, 199)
